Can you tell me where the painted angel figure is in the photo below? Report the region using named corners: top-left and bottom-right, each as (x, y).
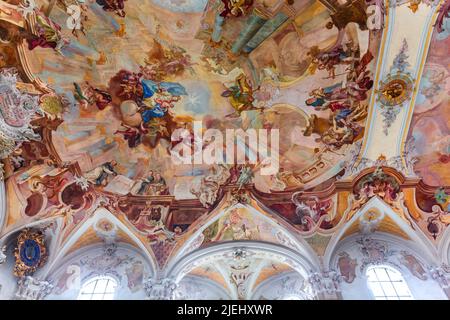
top-left (83, 161), bottom-right (118, 186)
top-left (114, 122), bottom-right (148, 148)
top-left (222, 74), bottom-right (261, 118)
top-left (219, 0), bottom-right (254, 18)
top-left (73, 82), bottom-right (91, 109)
top-left (305, 83), bottom-right (348, 109)
top-left (26, 13), bottom-right (70, 54)
top-left (237, 165), bottom-right (254, 189)
top-left (436, 0), bottom-right (450, 33)
top-left (132, 211), bottom-right (175, 244)
top-left (421, 70), bottom-right (448, 102)
top-left (96, 0), bottom-right (127, 17)
top-left (73, 82), bottom-right (112, 110)
top-left (308, 44), bottom-right (356, 79)
top-left (190, 165), bottom-right (231, 208)
top-left (321, 118), bottom-right (361, 149)
top-left (209, 209), bottom-right (256, 241)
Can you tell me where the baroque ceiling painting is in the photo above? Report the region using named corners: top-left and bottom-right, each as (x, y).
top-left (0, 0), bottom-right (449, 301)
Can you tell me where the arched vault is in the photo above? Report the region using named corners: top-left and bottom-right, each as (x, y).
top-left (167, 190), bottom-right (320, 270)
top-left (37, 207), bottom-right (159, 279)
top-left (323, 196), bottom-right (438, 269)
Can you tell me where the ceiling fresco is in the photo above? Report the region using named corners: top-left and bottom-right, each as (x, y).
top-left (407, 24), bottom-right (450, 187)
top-left (20, 0), bottom-right (378, 196)
top-left (0, 0), bottom-right (449, 301)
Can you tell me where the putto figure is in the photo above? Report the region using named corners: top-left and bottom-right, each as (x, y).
top-left (84, 161), bottom-right (118, 186)
top-left (221, 74), bottom-right (261, 117)
top-left (219, 0), bottom-right (254, 18)
top-left (96, 0), bottom-right (127, 17)
top-left (26, 12), bottom-right (70, 54)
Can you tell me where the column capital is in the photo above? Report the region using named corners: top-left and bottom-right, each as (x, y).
top-left (309, 270), bottom-right (342, 299)
top-left (15, 276), bottom-right (53, 300)
top-left (144, 278), bottom-right (178, 300)
top-left (429, 265), bottom-right (450, 289)
top-left (0, 245), bottom-right (6, 265)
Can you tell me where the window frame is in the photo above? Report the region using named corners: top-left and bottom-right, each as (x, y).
top-left (77, 275), bottom-right (119, 301)
top-left (365, 265), bottom-right (414, 300)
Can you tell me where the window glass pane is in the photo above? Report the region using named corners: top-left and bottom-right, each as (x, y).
top-left (366, 269), bottom-right (377, 282)
top-left (368, 282), bottom-right (384, 297)
top-left (105, 280), bottom-right (117, 293)
top-left (93, 279), bottom-right (108, 294)
top-left (81, 281), bottom-right (96, 293)
top-left (374, 268), bottom-right (390, 281)
top-left (387, 269), bottom-right (403, 281)
top-left (393, 282), bottom-right (411, 296)
top-left (380, 282), bottom-right (397, 297)
top-left (366, 266), bottom-right (414, 300)
top-left (77, 276), bottom-right (118, 301)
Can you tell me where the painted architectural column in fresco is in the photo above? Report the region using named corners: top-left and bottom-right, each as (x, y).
top-left (242, 12), bottom-right (289, 53)
top-left (359, 1), bottom-right (443, 169)
top-left (212, 13), bottom-right (226, 42)
top-left (15, 276), bottom-right (53, 300)
top-left (231, 10), bottom-right (269, 54)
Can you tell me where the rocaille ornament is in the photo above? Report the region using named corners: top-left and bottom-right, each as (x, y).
top-left (14, 229), bottom-right (48, 278)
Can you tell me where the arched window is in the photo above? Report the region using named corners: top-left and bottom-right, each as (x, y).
top-left (366, 265), bottom-right (414, 300)
top-left (77, 276), bottom-right (118, 300)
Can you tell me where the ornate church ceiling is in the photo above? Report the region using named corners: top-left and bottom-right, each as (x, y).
top-left (0, 0), bottom-right (449, 300)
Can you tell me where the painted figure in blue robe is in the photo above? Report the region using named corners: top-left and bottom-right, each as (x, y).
top-left (306, 83), bottom-right (348, 109)
top-left (140, 79), bottom-right (187, 123)
top-left (141, 79), bottom-right (187, 98)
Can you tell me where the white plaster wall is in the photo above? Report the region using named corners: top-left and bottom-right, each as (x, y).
top-left (251, 271), bottom-right (314, 300)
top-left (175, 275), bottom-right (231, 300)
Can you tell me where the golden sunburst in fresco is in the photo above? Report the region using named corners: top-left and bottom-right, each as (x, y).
top-left (378, 73), bottom-right (414, 107)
